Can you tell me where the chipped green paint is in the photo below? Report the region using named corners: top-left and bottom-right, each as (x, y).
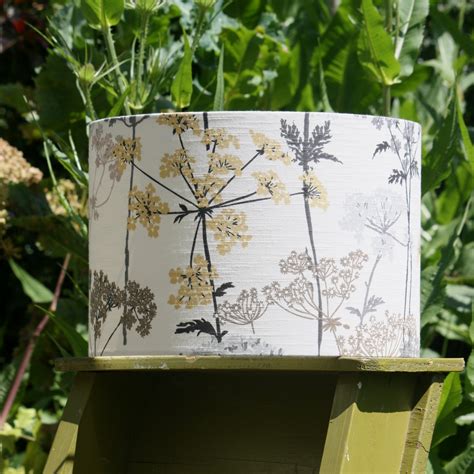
top-left (54, 355), bottom-right (464, 373)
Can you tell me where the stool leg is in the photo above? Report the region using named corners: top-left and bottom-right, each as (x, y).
top-left (44, 372), bottom-right (96, 474)
top-left (320, 372), bottom-right (420, 473)
top-left (400, 374), bottom-right (445, 473)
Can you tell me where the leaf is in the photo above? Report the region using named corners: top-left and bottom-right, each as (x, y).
top-left (444, 432), bottom-right (474, 474)
top-left (437, 373), bottom-right (462, 419)
top-left (80, 0), bottom-right (125, 30)
top-left (319, 3), bottom-right (379, 113)
top-left (431, 372), bottom-right (462, 447)
top-left (388, 169), bottom-right (406, 185)
top-left (8, 260), bottom-right (53, 304)
top-left (456, 95), bottom-right (474, 178)
top-left (366, 295), bottom-right (384, 312)
top-left (108, 84), bottom-right (132, 117)
top-left (358, 0), bottom-right (400, 86)
top-left (213, 44), bottom-right (225, 111)
top-left (465, 302), bottom-right (474, 402)
top-left (465, 350), bottom-right (474, 402)
top-left (38, 306), bottom-right (88, 357)
top-left (214, 282), bottom-right (234, 297)
top-left (422, 95), bottom-right (457, 195)
top-left (12, 215), bottom-right (88, 263)
top-left (394, 0), bottom-right (429, 77)
top-left (0, 83), bottom-right (31, 114)
top-left (224, 0), bottom-right (265, 29)
top-left (179, 204), bottom-right (188, 212)
top-left (372, 140), bottom-right (390, 158)
top-left (175, 318), bottom-right (217, 337)
top-left (420, 266), bottom-right (445, 327)
top-left (35, 55), bottom-right (84, 133)
top-left (220, 25), bottom-right (264, 109)
top-left (171, 31), bottom-right (193, 110)
top-left (346, 306), bottom-right (361, 318)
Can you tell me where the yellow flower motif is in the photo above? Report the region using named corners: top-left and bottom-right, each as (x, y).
top-left (201, 128), bottom-right (240, 149)
top-left (300, 171), bottom-right (328, 210)
top-left (250, 130), bottom-right (290, 164)
top-left (168, 255), bottom-right (218, 309)
top-left (190, 174), bottom-right (225, 207)
top-left (111, 137), bottom-right (142, 179)
top-left (156, 114), bottom-right (201, 136)
top-left (208, 209), bottom-right (252, 255)
top-left (128, 183), bottom-right (170, 238)
top-left (252, 171), bottom-right (290, 204)
top-left (160, 149), bottom-right (195, 178)
top-left (207, 153), bottom-right (243, 176)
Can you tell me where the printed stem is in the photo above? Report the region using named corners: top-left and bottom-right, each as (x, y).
top-left (250, 321), bottom-right (255, 334)
top-left (119, 116), bottom-right (148, 128)
top-left (272, 300), bottom-right (316, 320)
top-left (364, 223), bottom-right (407, 247)
top-left (94, 180), bottom-right (115, 209)
top-left (212, 192), bottom-right (304, 210)
top-left (302, 113), bottom-right (323, 355)
top-left (212, 192), bottom-right (256, 208)
top-left (387, 123), bottom-right (411, 329)
top-left (0, 254), bottom-right (70, 429)
top-left (122, 122), bottom-right (137, 346)
top-left (189, 217), bottom-right (202, 266)
top-left (131, 162), bottom-right (198, 207)
top-left (209, 151), bottom-right (261, 204)
top-left (100, 319), bottom-right (122, 356)
top-left (361, 254), bottom-right (382, 325)
top-left (201, 215), bottom-right (222, 342)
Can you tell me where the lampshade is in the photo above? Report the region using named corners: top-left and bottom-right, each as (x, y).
top-left (88, 112), bottom-right (421, 357)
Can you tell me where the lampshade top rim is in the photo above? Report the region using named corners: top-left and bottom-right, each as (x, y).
top-left (89, 111), bottom-right (421, 128)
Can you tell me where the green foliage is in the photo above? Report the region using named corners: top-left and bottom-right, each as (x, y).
top-left (213, 45), bottom-right (225, 111)
top-left (8, 260), bottom-right (53, 304)
top-left (80, 0), bottom-right (125, 29)
top-left (359, 0), bottom-right (400, 85)
top-left (171, 31), bottom-right (193, 109)
top-left (395, 0), bottom-right (429, 78)
top-left (0, 0), bottom-right (473, 471)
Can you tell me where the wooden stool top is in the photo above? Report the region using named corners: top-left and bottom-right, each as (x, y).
top-left (54, 355), bottom-right (464, 373)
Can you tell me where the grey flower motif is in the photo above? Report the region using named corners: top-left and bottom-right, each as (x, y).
top-left (340, 190), bottom-right (405, 257)
top-left (339, 311), bottom-right (417, 357)
top-left (123, 280), bottom-right (157, 337)
top-left (90, 270), bottom-right (122, 341)
top-left (89, 269), bottom-right (158, 355)
top-left (371, 116), bottom-right (384, 130)
top-left (218, 288), bottom-right (268, 334)
top-left (91, 123), bottom-right (114, 167)
top-left (279, 250), bottom-right (313, 274)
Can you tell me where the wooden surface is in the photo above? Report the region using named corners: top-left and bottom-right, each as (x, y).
top-left (320, 373), bottom-right (421, 473)
top-left (400, 374), bottom-right (445, 473)
top-left (43, 373), bottom-right (96, 474)
top-left (45, 357), bottom-right (464, 473)
top-left (54, 355), bottom-right (464, 373)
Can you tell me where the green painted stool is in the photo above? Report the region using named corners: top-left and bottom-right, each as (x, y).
top-left (44, 356), bottom-right (464, 474)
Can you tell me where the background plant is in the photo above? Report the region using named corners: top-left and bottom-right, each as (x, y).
top-left (0, 0), bottom-right (473, 471)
